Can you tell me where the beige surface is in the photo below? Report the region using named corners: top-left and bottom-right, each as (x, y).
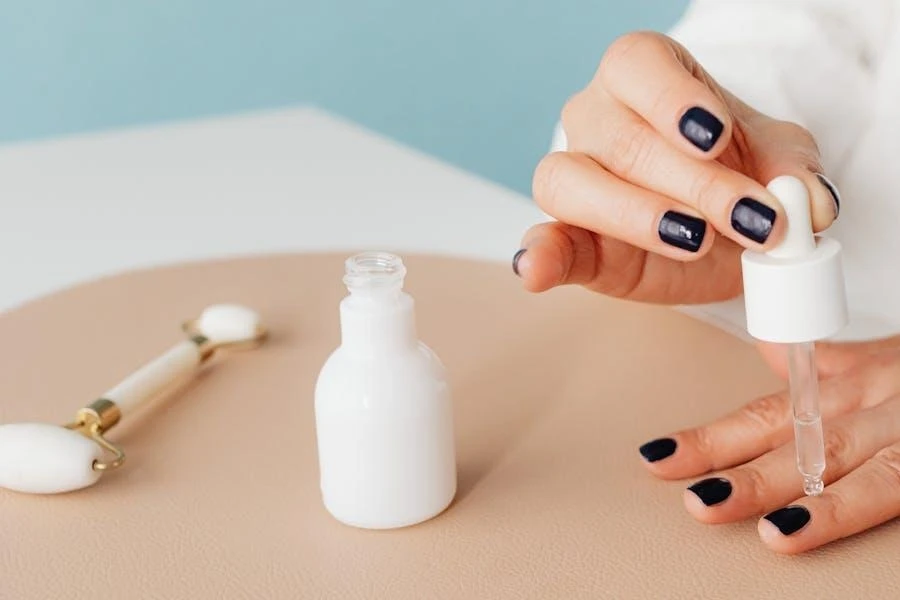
top-left (0, 253), bottom-right (896, 599)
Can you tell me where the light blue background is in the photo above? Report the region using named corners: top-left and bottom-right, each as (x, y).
top-left (0, 1), bottom-right (687, 193)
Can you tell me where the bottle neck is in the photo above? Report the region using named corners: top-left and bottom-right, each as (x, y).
top-left (340, 291), bottom-right (417, 355)
top-left (339, 252), bottom-right (416, 355)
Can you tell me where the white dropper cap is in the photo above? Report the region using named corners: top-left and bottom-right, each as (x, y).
top-left (741, 176), bottom-right (848, 343)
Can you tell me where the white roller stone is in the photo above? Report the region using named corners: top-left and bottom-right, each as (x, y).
top-left (0, 423), bottom-right (103, 494)
top-left (196, 304), bottom-right (261, 343)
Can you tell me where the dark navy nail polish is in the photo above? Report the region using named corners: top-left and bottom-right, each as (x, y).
top-left (731, 198), bottom-right (776, 244)
top-left (678, 107), bottom-right (724, 152)
top-left (816, 173), bottom-right (841, 218)
top-left (763, 505), bottom-right (811, 535)
top-left (512, 249), bottom-right (526, 276)
top-left (658, 211), bottom-right (707, 252)
top-left (687, 477), bottom-right (732, 506)
top-left (639, 438), bottom-right (677, 462)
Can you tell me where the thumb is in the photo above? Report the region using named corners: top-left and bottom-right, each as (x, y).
top-left (742, 115), bottom-right (841, 233)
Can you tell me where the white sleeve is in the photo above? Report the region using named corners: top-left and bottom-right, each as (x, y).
top-left (668, 0), bottom-right (894, 171)
top-left (668, 1), bottom-right (897, 341)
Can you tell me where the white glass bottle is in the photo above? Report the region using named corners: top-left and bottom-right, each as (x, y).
top-left (314, 252), bottom-right (457, 529)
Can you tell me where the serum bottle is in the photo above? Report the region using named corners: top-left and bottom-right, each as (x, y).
top-left (314, 252), bottom-right (457, 529)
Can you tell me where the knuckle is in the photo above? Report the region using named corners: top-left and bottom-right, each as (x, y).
top-left (871, 446), bottom-right (900, 490)
top-left (868, 351), bottom-right (899, 373)
top-left (603, 122), bottom-right (656, 180)
top-left (881, 393), bottom-right (900, 414)
top-left (775, 120), bottom-right (822, 168)
top-left (740, 393), bottom-right (791, 438)
top-left (599, 31), bottom-right (658, 83)
top-left (532, 152), bottom-right (570, 214)
top-left (822, 426), bottom-right (855, 475)
top-left (737, 465), bottom-right (769, 505)
top-left (777, 120), bottom-right (814, 142)
top-left (560, 91), bottom-right (588, 139)
top-left (856, 354), bottom-right (900, 407)
top-left (691, 425), bottom-right (715, 457)
top-left (686, 169), bottom-right (722, 216)
top-left (820, 490), bottom-right (850, 526)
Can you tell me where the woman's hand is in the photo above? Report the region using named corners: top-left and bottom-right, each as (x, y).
top-left (515, 31), bottom-right (841, 304)
top-left (640, 336), bottom-right (900, 554)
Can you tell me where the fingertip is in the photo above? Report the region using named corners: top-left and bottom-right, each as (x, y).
top-left (518, 221), bottom-right (607, 292)
top-left (512, 248), bottom-right (527, 277)
top-left (760, 171), bottom-right (837, 236)
top-left (740, 164), bottom-right (838, 247)
top-left (728, 193), bottom-right (787, 251)
top-left (677, 104), bottom-right (732, 158)
top-left (683, 488), bottom-right (735, 525)
top-left (757, 517), bottom-right (782, 545)
top-left (751, 171), bottom-right (840, 244)
top-left (638, 436), bottom-right (679, 478)
top-left (513, 244), bottom-right (564, 293)
top-left (757, 518), bottom-right (801, 554)
top-left (656, 210), bottom-right (717, 261)
top-left (683, 487), bottom-right (717, 522)
top-left (811, 172), bottom-right (840, 232)
top-left (637, 436), bottom-right (707, 481)
top-left (758, 505), bottom-right (812, 554)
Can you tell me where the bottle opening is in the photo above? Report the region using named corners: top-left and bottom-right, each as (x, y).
top-left (343, 252), bottom-right (407, 290)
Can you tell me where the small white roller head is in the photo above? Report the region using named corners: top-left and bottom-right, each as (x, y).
top-left (196, 304), bottom-right (262, 344)
top-left (0, 423), bottom-right (103, 494)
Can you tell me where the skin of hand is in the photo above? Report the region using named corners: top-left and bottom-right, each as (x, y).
top-left (515, 31), bottom-right (840, 304)
top-left (515, 31), bottom-right (885, 554)
top-left (642, 336), bottom-right (900, 554)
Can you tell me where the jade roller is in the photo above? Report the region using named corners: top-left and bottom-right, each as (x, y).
top-left (0, 304), bottom-right (266, 494)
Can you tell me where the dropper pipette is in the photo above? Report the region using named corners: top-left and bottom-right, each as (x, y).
top-left (741, 175), bottom-right (847, 497)
top-left (786, 341), bottom-right (825, 495)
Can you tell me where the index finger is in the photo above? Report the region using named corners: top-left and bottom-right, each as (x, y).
top-left (599, 31), bottom-right (732, 157)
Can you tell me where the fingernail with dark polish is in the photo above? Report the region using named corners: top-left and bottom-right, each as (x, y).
top-left (678, 107), bottom-right (724, 152)
top-left (731, 198), bottom-right (776, 244)
top-left (659, 211), bottom-right (707, 252)
top-left (639, 438), bottom-right (677, 462)
top-left (687, 477), bottom-right (732, 506)
top-left (763, 505), bottom-right (811, 536)
top-left (816, 173), bottom-right (841, 218)
top-left (512, 249), bottom-right (526, 276)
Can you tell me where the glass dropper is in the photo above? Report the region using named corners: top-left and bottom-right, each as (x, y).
top-left (786, 341), bottom-right (825, 496)
top-left (741, 175), bottom-right (848, 499)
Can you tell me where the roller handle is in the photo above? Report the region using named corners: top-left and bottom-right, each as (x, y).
top-left (102, 341), bottom-right (202, 416)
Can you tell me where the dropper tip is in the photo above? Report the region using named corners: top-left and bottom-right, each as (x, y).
top-left (803, 475), bottom-right (824, 496)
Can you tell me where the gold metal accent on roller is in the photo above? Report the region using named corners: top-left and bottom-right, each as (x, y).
top-left (64, 399), bottom-right (126, 472)
top-left (60, 313), bottom-right (268, 473)
top-left (182, 320), bottom-right (268, 362)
